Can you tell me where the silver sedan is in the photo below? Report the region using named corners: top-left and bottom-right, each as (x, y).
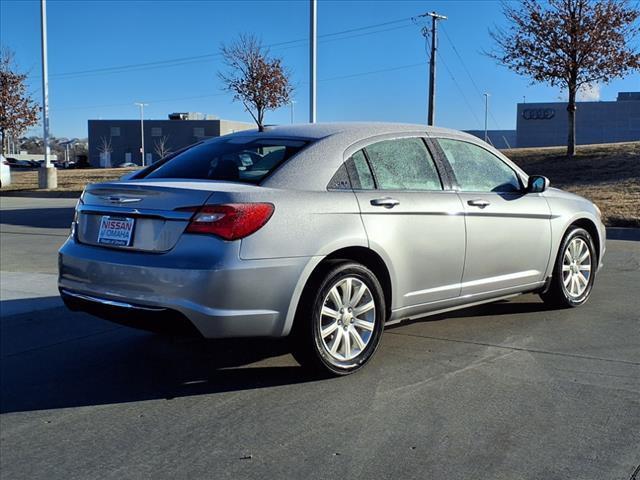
top-left (59, 123), bottom-right (605, 375)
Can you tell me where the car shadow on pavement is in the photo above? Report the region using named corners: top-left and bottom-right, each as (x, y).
top-left (0, 296), bottom-right (560, 414)
top-left (0, 207), bottom-right (75, 229)
top-left (0, 306), bottom-right (321, 414)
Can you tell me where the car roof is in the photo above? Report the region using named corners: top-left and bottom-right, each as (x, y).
top-left (227, 121), bottom-right (479, 144)
top-left (242, 122), bottom-right (483, 190)
top-left (206, 122), bottom-right (523, 191)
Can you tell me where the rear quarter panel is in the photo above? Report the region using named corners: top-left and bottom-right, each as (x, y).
top-left (233, 189), bottom-right (368, 260)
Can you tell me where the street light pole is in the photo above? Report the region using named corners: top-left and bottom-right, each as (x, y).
top-left (134, 102), bottom-right (148, 166)
top-left (309, 0), bottom-right (317, 123)
top-left (290, 100), bottom-right (296, 124)
top-left (483, 93), bottom-right (490, 143)
top-left (39, 0), bottom-right (56, 188)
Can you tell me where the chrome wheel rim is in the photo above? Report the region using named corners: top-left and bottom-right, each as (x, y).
top-left (562, 238), bottom-right (591, 298)
top-left (319, 277), bottom-right (376, 362)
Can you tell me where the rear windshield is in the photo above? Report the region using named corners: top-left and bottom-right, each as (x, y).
top-left (142, 137), bottom-right (309, 184)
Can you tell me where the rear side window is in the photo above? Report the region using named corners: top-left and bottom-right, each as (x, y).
top-left (364, 138), bottom-right (442, 191)
top-left (437, 138), bottom-right (521, 193)
top-left (345, 150), bottom-right (375, 189)
top-left (142, 137), bottom-right (308, 184)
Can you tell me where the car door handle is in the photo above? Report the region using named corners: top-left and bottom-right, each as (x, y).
top-left (370, 197), bottom-right (400, 209)
top-left (467, 199), bottom-right (491, 208)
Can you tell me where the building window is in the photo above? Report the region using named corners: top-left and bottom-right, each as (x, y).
top-left (110, 127), bottom-right (121, 137)
top-left (193, 127), bottom-right (205, 138)
top-left (151, 127), bottom-right (162, 137)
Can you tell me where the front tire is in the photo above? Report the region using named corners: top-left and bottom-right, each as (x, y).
top-left (291, 262), bottom-right (385, 376)
top-left (541, 227), bottom-right (597, 308)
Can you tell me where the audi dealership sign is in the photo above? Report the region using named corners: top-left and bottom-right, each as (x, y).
top-left (522, 108), bottom-right (556, 120)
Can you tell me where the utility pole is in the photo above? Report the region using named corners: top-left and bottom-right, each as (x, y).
top-left (418, 11), bottom-right (447, 126)
top-left (290, 100), bottom-right (296, 124)
top-left (483, 93), bottom-right (490, 143)
top-left (134, 102), bottom-right (148, 166)
top-left (309, 0), bottom-right (317, 123)
top-left (39, 0), bottom-right (56, 188)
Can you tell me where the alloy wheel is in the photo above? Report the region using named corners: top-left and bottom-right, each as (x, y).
top-left (562, 237), bottom-right (591, 298)
top-left (319, 277), bottom-right (376, 362)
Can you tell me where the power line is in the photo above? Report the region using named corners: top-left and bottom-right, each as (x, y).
top-left (53, 62), bottom-right (427, 112)
top-left (418, 30), bottom-right (483, 129)
top-left (37, 16), bottom-right (414, 80)
top-left (436, 50), bottom-right (483, 129)
top-left (319, 62), bottom-right (425, 82)
top-left (440, 25), bottom-right (484, 97)
top-left (54, 93), bottom-right (228, 112)
top-left (440, 24), bottom-right (504, 130)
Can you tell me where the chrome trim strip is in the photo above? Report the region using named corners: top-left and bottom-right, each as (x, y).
top-left (60, 289), bottom-right (166, 312)
top-left (77, 204), bottom-right (192, 221)
top-left (405, 270), bottom-right (541, 298)
top-left (386, 293), bottom-right (522, 326)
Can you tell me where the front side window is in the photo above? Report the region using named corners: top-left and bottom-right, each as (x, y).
top-left (364, 137), bottom-right (442, 191)
top-left (142, 137), bottom-right (308, 184)
top-left (437, 138), bottom-right (521, 193)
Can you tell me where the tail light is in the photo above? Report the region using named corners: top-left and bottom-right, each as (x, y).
top-left (184, 203), bottom-right (274, 240)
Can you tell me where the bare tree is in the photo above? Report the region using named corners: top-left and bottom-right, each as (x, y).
top-left (97, 136), bottom-right (112, 155)
top-left (97, 136), bottom-right (113, 167)
top-left (489, 0), bottom-right (640, 157)
top-left (0, 48), bottom-right (40, 155)
top-left (153, 135), bottom-right (171, 160)
top-left (218, 34), bottom-right (293, 131)
top-left (97, 136), bottom-right (113, 158)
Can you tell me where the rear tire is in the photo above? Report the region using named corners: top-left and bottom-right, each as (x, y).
top-left (540, 227), bottom-right (596, 308)
top-left (290, 261), bottom-right (385, 376)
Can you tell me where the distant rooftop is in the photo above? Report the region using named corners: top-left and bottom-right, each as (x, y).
top-left (168, 112), bottom-right (218, 120)
top-left (617, 92), bottom-right (640, 102)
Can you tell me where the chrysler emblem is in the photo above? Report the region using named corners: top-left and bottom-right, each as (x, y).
top-left (102, 196), bottom-right (142, 204)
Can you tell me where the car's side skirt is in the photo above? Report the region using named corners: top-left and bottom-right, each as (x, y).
top-left (386, 281), bottom-right (545, 326)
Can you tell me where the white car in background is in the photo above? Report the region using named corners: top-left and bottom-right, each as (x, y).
top-left (1, 155), bottom-right (12, 188)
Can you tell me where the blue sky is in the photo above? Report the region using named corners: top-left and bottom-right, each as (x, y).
top-left (1, 0), bottom-right (638, 138)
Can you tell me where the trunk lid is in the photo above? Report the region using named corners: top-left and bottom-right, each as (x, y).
top-left (77, 180), bottom-right (228, 252)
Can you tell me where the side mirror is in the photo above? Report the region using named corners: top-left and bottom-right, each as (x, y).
top-left (526, 175), bottom-right (550, 193)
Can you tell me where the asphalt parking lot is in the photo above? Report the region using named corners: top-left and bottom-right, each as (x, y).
top-left (1, 195), bottom-right (638, 480)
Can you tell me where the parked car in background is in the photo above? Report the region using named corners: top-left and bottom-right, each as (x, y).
top-left (1, 155), bottom-right (11, 187)
top-left (53, 160), bottom-right (76, 169)
top-left (5, 158), bottom-right (34, 169)
top-left (117, 161), bottom-right (139, 168)
top-left (58, 123), bottom-right (606, 376)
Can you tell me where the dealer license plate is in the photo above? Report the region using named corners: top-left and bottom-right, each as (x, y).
top-left (97, 216), bottom-right (135, 246)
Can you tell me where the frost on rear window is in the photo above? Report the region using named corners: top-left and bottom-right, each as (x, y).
top-left (142, 137), bottom-right (308, 184)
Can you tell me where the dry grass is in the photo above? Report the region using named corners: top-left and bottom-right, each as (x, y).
top-left (503, 142), bottom-right (640, 228)
top-left (2, 142), bottom-right (639, 227)
top-left (2, 167), bottom-right (137, 192)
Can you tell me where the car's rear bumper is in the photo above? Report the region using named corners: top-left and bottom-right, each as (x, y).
top-left (58, 235), bottom-right (311, 338)
top-left (60, 288), bottom-right (203, 336)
